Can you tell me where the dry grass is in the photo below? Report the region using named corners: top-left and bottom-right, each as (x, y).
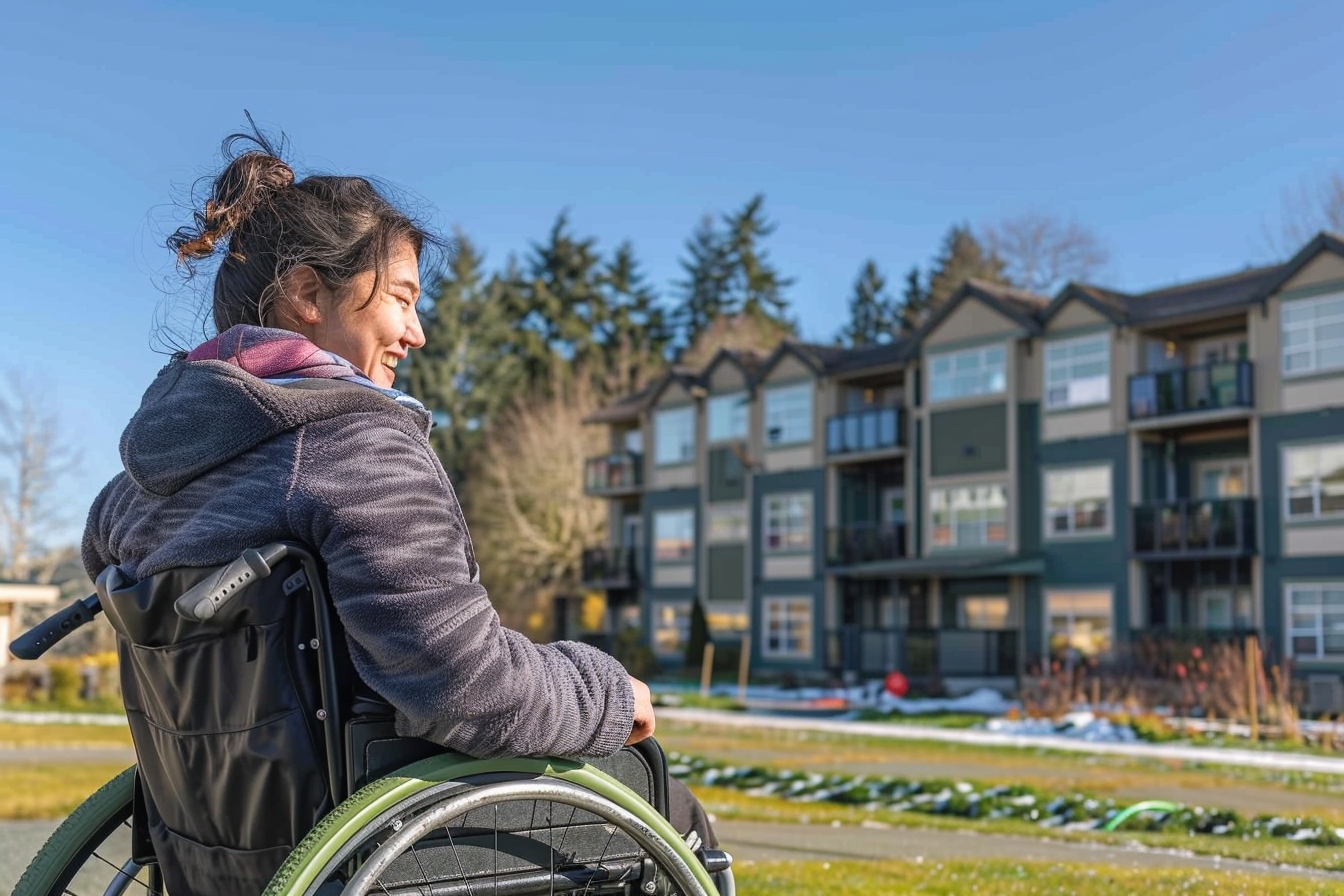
top-left (0, 763), bottom-right (129, 819)
top-left (0, 721), bottom-right (132, 748)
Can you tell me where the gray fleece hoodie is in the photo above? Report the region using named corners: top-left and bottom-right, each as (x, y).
top-left (83, 358), bottom-right (634, 759)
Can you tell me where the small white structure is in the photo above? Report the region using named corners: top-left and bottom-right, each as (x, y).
top-left (0, 581), bottom-right (62, 668)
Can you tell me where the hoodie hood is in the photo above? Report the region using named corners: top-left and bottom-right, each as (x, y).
top-left (120, 359), bottom-right (431, 497)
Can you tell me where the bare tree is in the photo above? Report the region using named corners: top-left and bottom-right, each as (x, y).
top-left (1267, 170), bottom-right (1344, 255)
top-left (981, 213), bottom-right (1109, 294)
top-left (461, 369), bottom-right (608, 637)
top-left (0, 370), bottom-right (81, 583)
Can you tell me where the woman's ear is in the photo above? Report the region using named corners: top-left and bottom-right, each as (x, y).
top-left (276, 265), bottom-right (326, 327)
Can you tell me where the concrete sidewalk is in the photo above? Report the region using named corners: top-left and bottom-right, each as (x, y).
top-left (660, 707), bottom-right (1344, 775)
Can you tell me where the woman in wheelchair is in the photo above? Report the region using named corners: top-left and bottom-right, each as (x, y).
top-left (13, 123), bottom-right (726, 896)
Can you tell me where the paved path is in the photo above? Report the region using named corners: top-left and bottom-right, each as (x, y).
top-left (661, 708), bottom-right (1344, 775)
top-left (5, 816), bottom-right (1339, 894)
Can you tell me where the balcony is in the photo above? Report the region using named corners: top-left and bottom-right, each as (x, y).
top-left (826, 627), bottom-right (1019, 679)
top-left (583, 452), bottom-right (643, 496)
top-left (1131, 498), bottom-right (1257, 558)
top-left (826, 407), bottom-right (902, 456)
top-left (580, 547), bottom-right (639, 589)
top-left (826, 523), bottom-right (908, 567)
top-left (1128, 360), bottom-right (1254, 423)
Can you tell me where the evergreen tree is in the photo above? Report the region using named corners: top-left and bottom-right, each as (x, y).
top-left (520, 212), bottom-right (607, 387)
top-left (924, 224), bottom-right (1009, 309)
top-left (683, 597), bottom-right (711, 671)
top-left (598, 241), bottom-right (672, 396)
top-left (672, 215), bottom-right (735, 350)
top-left (722, 194), bottom-right (795, 327)
top-left (896, 266), bottom-right (928, 335)
top-left (839, 259), bottom-right (896, 346)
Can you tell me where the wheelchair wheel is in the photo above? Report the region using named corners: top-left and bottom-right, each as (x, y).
top-left (13, 766), bottom-right (164, 896)
top-left (265, 755), bottom-right (719, 896)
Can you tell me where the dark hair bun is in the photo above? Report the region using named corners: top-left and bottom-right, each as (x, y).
top-left (169, 137), bottom-right (294, 265)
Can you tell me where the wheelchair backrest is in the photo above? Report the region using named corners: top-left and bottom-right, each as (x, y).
top-left (99, 549), bottom-right (335, 895)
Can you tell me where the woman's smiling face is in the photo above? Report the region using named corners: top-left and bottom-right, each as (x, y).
top-left (287, 239), bottom-right (425, 387)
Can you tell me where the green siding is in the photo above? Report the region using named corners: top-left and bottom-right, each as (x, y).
top-left (1016, 403), bottom-right (1042, 558)
top-left (931, 404), bottom-right (1008, 476)
top-left (1258, 407), bottom-right (1344, 658)
top-left (707, 544), bottom-right (747, 603)
top-left (707, 446), bottom-right (746, 502)
top-left (752, 468), bottom-right (827, 672)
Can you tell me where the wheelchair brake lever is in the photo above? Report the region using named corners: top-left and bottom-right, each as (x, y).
top-left (174, 543), bottom-right (290, 622)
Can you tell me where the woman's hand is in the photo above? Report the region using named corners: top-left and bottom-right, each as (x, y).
top-left (625, 675), bottom-right (656, 744)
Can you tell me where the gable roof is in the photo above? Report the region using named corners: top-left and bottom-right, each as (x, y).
top-left (1252, 230), bottom-right (1344, 305)
top-left (1124, 264), bottom-right (1285, 325)
top-left (911, 279), bottom-right (1050, 349)
top-left (1040, 283), bottom-right (1132, 326)
top-left (699, 347), bottom-right (769, 388)
top-left (583, 366), bottom-right (703, 424)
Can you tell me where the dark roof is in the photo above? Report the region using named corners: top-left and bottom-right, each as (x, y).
top-left (583, 366), bottom-right (702, 424)
top-left (1124, 264), bottom-right (1285, 324)
top-left (910, 279), bottom-right (1050, 349)
top-left (700, 347), bottom-right (769, 386)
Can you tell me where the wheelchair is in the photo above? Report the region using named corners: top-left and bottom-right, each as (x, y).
top-left (10, 542), bottom-right (733, 896)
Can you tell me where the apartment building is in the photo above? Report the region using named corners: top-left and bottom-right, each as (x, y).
top-left (578, 233), bottom-right (1344, 709)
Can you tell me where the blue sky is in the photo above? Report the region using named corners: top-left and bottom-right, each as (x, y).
top-left (1, 0), bottom-right (1342, 544)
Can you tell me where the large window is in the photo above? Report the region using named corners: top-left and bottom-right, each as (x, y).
top-left (764, 383), bottom-right (813, 446)
top-left (930, 484), bottom-right (1008, 548)
top-left (764, 492), bottom-right (812, 554)
top-left (653, 509), bottom-right (695, 563)
top-left (1044, 465), bottom-right (1112, 537)
top-left (708, 391), bottom-right (749, 442)
top-left (1282, 291), bottom-right (1344, 377)
top-left (1047, 590), bottom-right (1113, 658)
top-left (1044, 334), bottom-right (1110, 410)
top-left (1287, 583), bottom-right (1344, 660)
top-left (653, 406), bottom-right (695, 466)
top-left (929, 345), bottom-right (1007, 403)
top-left (762, 597), bottom-right (812, 659)
top-left (1284, 442), bottom-right (1344, 521)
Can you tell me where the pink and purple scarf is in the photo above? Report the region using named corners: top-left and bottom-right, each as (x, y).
top-left (187, 325), bottom-right (426, 413)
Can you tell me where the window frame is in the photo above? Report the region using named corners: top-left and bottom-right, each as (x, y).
top-left (763, 382), bottom-right (814, 447)
top-left (1043, 333), bottom-right (1111, 411)
top-left (706, 503), bottom-right (750, 543)
top-left (1042, 464), bottom-right (1113, 540)
top-left (929, 483), bottom-right (1009, 549)
top-left (1281, 290), bottom-right (1344, 378)
top-left (1282, 441), bottom-right (1344, 523)
top-left (1285, 582), bottom-right (1344, 661)
top-left (927, 344), bottom-right (1008, 404)
top-left (707, 391), bottom-right (750, 443)
top-left (653, 405), bottom-right (696, 467)
top-left (761, 596), bottom-right (814, 660)
top-left (651, 601), bottom-right (692, 657)
top-left (652, 508), bottom-right (695, 564)
top-left (763, 492), bottom-right (813, 555)
top-left (1045, 588), bottom-right (1114, 659)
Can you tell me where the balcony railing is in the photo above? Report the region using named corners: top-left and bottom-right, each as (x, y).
top-left (1131, 498), bottom-right (1257, 557)
top-left (826, 626), bottom-right (1019, 678)
top-left (580, 546), bottom-right (639, 589)
top-left (583, 452), bottom-right (643, 495)
top-left (1128, 360), bottom-right (1254, 421)
top-left (826, 407), bottom-right (902, 455)
top-left (826, 523), bottom-right (907, 566)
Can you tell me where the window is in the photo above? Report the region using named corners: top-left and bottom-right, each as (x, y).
top-left (653, 509), bottom-right (694, 563)
top-left (708, 391), bottom-right (749, 442)
top-left (706, 504), bottom-right (749, 543)
top-left (930, 484), bottom-right (1008, 548)
top-left (929, 345), bottom-right (1007, 403)
top-left (1047, 590), bottom-right (1113, 658)
top-left (1287, 583), bottom-right (1344, 660)
top-left (1284, 442), bottom-right (1344, 521)
top-left (762, 597), bottom-right (812, 659)
top-left (652, 602), bottom-right (691, 655)
top-left (764, 492), bottom-right (812, 554)
top-left (764, 383), bottom-right (812, 446)
top-left (653, 406), bottom-right (695, 466)
top-left (706, 603), bottom-right (749, 635)
top-left (1282, 291), bottom-right (1344, 377)
top-left (1044, 334), bottom-right (1110, 410)
top-left (1044, 465), bottom-right (1111, 537)
top-left (957, 595), bottom-right (1010, 629)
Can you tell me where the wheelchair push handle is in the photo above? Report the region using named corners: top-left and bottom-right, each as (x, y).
top-left (9, 592), bottom-right (103, 661)
top-left (173, 542), bottom-right (290, 622)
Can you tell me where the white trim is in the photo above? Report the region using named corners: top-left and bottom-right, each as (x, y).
top-left (1042, 463), bottom-right (1113, 541)
top-left (763, 382), bottom-right (813, 447)
top-left (653, 406), bottom-right (696, 467)
top-left (1282, 441), bottom-right (1344, 523)
top-left (928, 344), bottom-right (1008, 404)
top-left (763, 491), bottom-right (813, 555)
top-left (652, 508), bottom-right (695, 564)
top-left (707, 391), bottom-right (750, 444)
top-left (1285, 581), bottom-right (1344, 661)
top-left (1043, 333), bottom-right (1111, 411)
top-left (1281, 290), bottom-right (1344, 379)
top-left (1044, 587), bottom-right (1114, 658)
top-left (761, 596), bottom-right (814, 660)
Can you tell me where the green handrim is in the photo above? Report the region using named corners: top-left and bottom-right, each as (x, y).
top-left (13, 765), bottom-right (138, 896)
top-left (262, 752), bottom-right (719, 896)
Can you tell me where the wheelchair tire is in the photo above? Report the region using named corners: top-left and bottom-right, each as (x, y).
top-left (12, 765), bottom-right (163, 896)
top-left (264, 754), bottom-right (718, 896)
